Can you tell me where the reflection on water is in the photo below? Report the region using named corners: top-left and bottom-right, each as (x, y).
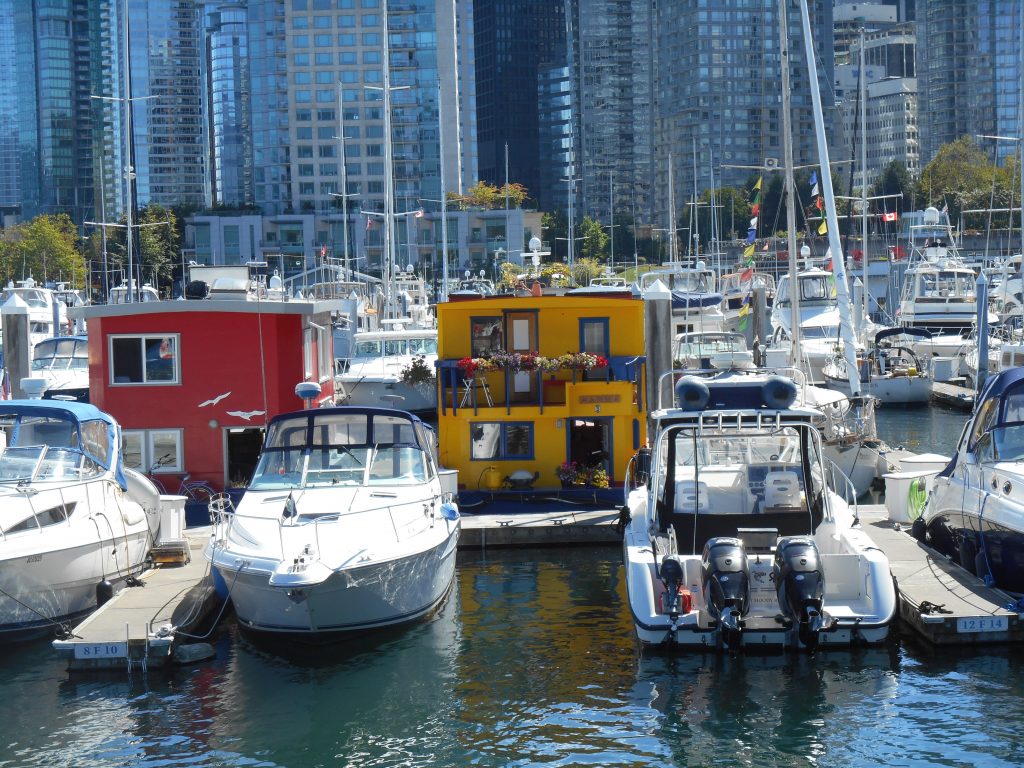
top-left (3, 547), bottom-right (1024, 766)
top-left (875, 404), bottom-right (970, 457)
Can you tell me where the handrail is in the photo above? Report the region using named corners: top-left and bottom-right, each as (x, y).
top-left (824, 457), bottom-right (859, 509)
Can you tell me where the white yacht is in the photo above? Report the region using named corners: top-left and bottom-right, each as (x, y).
top-left (0, 400), bottom-right (162, 640)
top-left (335, 327), bottom-right (438, 415)
top-left (821, 328), bottom-right (933, 405)
top-left (639, 263), bottom-right (725, 336)
top-left (206, 405), bottom-right (459, 636)
top-left (622, 372), bottom-right (897, 651)
top-left (769, 266), bottom-right (846, 385)
top-left (0, 278), bottom-right (71, 345)
top-left (673, 331), bottom-right (754, 371)
top-left (29, 336), bottom-right (90, 402)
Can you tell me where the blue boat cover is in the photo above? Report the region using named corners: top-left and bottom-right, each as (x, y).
top-left (671, 291), bottom-right (724, 309)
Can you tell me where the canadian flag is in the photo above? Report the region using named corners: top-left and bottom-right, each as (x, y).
top-left (881, 211), bottom-right (898, 222)
top-left (414, 208), bottom-right (425, 218)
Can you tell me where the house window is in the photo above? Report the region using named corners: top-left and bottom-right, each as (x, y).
top-left (579, 317), bottom-right (610, 380)
top-left (122, 428), bottom-right (184, 472)
top-left (470, 316), bottom-right (502, 356)
top-left (470, 422), bottom-right (533, 460)
top-left (110, 335), bottom-right (179, 385)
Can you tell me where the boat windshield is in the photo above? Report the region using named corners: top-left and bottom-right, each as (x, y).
top-left (674, 334), bottom-right (746, 358)
top-left (0, 411), bottom-right (109, 482)
top-left (988, 426), bottom-right (1024, 462)
top-left (31, 338), bottom-right (88, 371)
top-left (408, 337), bottom-right (438, 355)
top-left (249, 411), bottom-right (431, 489)
top-left (1, 288), bottom-right (50, 309)
top-left (916, 271), bottom-right (974, 299)
top-left (800, 325), bottom-right (839, 340)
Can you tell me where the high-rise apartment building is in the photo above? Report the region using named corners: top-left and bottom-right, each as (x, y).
top-left (918, 0), bottom-right (1023, 166)
top-left (653, 0), bottom-right (835, 238)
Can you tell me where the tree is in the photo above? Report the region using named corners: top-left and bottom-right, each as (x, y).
top-left (449, 181), bottom-right (529, 210)
top-left (916, 135), bottom-right (994, 221)
top-left (0, 214), bottom-right (86, 288)
top-left (542, 210), bottom-right (566, 260)
top-left (869, 161), bottom-right (913, 216)
top-left (137, 204), bottom-right (179, 291)
top-left (578, 216), bottom-right (608, 261)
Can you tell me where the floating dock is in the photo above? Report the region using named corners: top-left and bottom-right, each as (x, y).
top-left (52, 530), bottom-right (221, 671)
top-left (931, 381), bottom-right (975, 411)
top-left (459, 507), bottom-right (622, 548)
top-left (860, 505), bottom-right (1022, 645)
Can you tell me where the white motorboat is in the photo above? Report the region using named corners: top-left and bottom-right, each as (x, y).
top-left (0, 400), bottom-right (161, 640)
top-left (639, 263), bottom-right (725, 336)
top-left (916, 367), bottom-right (1024, 591)
top-left (896, 208), bottom-right (996, 335)
top-left (673, 331), bottom-right (754, 371)
top-left (621, 371), bottom-right (897, 651)
top-left (206, 405), bottom-right (459, 635)
top-left (29, 335), bottom-right (90, 402)
top-left (335, 327), bottom-right (438, 414)
top-left (769, 266), bottom-right (845, 385)
top-left (822, 328), bottom-right (933, 405)
top-left (0, 278), bottom-right (72, 345)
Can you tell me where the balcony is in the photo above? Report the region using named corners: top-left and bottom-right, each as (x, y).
top-left (437, 356), bottom-right (645, 417)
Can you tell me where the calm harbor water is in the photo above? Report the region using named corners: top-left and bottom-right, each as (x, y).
top-left (6, 406), bottom-right (1022, 768)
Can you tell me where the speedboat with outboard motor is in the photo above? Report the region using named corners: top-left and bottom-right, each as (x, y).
top-left (621, 370), bottom-right (897, 651)
top-left (205, 399), bottom-right (459, 636)
top-left (917, 367), bottom-right (1024, 590)
top-left (0, 399), bottom-right (161, 640)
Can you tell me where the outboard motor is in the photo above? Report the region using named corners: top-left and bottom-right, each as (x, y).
top-left (659, 555), bottom-right (690, 622)
top-left (773, 536), bottom-right (832, 649)
top-left (701, 537), bottom-right (750, 649)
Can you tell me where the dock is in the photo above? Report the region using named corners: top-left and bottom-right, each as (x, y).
top-left (52, 530), bottom-right (221, 671)
top-left (931, 381), bottom-right (975, 411)
top-left (860, 505), bottom-right (1022, 645)
top-left (459, 508), bottom-right (622, 548)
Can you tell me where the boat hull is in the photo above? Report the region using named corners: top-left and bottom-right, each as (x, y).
top-left (823, 372), bottom-right (932, 405)
top-left (218, 526), bottom-right (459, 634)
top-left (0, 528), bottom-right (153, 640)
top-left (336, 379), bottom-right (437, 414)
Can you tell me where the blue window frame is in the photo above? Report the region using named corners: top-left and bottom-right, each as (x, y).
top-left (470, 422), bottom-right (533, 461)
top-left (578, 317), bottom-right (610, 357)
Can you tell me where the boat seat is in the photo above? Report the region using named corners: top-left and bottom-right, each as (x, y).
top-left (675, 480), bottom-right (709, 514)
top-left (764, 471), bottom-right (802, 510)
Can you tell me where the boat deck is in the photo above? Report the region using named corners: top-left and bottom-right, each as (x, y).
top-left (52, 531), bottom-right (220, 671)
top-left (460, 508), bottom-right (621, 548)
top-left (931, 381), bottom-right (975, 411)
top-left (860, 505), bottom-right (1022, 645)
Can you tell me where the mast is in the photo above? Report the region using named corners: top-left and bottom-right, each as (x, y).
top-left (608, 173), bottom-right (614, 271)
top-left (860, 28), bottom-right (869, 336)
top-left (122, 0), bottom-right (135, 302)
top-left (667, 152), bottom-right (676, 263)
top-left (798, 0), bottom-right (861, 396)
top-left (779, 0), bottom-right (801, 367)
top-left (438, 81), bottom-right (450, 301)
top-left (381, 0), bottom-right (395, 317)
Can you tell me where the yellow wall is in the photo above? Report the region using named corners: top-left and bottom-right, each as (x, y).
top-left (436, 295), bottom-right (647, 490)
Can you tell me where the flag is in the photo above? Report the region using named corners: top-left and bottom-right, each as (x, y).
top-left (815, 196), bottom-right (823, 211)
top-left (809, 171), bottom-right (819, 197)
top-left (414, 208), bottom-right (425, 218)
top-left (881, 211), bottom-right (898, 222)
top-left (748, 176), bottom-right (763, 204)
top-left (751, 202), bottom-right (760, 216)
top-left (749, 216), bottom-right (758, 229)
top-left (744, 243), bottom-right (756, 259)
top-left (818, 219), bottom-right (827, 235)
top-left (366, 215), bottom-right (374, 231)
top-left (320, 244), bottom-right (327, 258)
top-left (740, 267), bottom-right (753, 281)
top-left (738, 303), bottom-right (750, 318)
top-left (746, 228), bottom-right (756, 245)
top-left (940, 202), bottom-right (948, 215)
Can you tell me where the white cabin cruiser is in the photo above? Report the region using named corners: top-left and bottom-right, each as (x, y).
top-left (640, 264), bottom-right (725, 336)
top-left (335, 328), bottom-right (438, 415)
top-left (206, 405), bottom-right (459, 635)
top-left (0, 400), bottom-right (161, 640)
top-left (673, 331), bottom-right (754, 371)
top-left (622, 372), bottom-right (897, 651)
top-left (29, 336), bottom-right (90, 402)
top-left (916, 367), bottom-right (1024, 591)
top-left (0, 278), bottom-right (71, 345)
top-left (769, 267), bottom-right (844, 385)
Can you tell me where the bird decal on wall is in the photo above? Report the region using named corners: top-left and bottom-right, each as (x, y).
top-left (198, 391), bottom-right (231, 408)
top-left (226, 410), bottom-right (266, 422)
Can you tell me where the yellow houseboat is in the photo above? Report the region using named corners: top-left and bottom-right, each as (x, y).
top-left (436, 293), bottom-right (647, 495)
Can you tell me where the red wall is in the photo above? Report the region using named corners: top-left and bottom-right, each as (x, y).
top-left (88, 309), bottom-right (333, 489)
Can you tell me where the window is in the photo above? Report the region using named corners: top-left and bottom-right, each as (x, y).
top-left (110, 335), bottom-right (179, 385)
top-left (122, 428), bottom-right (184, 472)
top-left (579, 317), bottom-right (610, 379)
top-left (470, 423), bottom-right (533, 460)
top-left (471, 316), bottom-right (502, 356)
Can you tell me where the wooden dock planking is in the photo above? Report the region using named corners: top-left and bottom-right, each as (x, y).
top-left (931, 381), bottom-right (975, 411)
top-left (53, 532), bottom-right (219, 671)
top-left (859, 505), bottom-right (1022, 645)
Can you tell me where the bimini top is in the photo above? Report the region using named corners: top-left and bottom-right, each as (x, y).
top-left (671, 290), bottom-right (724, 309)
top-left (0, 398), bottom-right (116, 427)
top-left (977, 367), bottom-right (1024, 426)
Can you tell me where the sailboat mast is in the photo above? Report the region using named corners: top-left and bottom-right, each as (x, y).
top-left (798, 0), bottom-right (861, 396)
top-left (667, 152), bottom-right (676, 263)
top-left (778, 0), bottom-right (801, 367)
top-left (122, 0), bottom-right (135, 303)
top-left (860, 28), bottom-right (869, 334)
top-left (438, 81), bottom-right (450, 301)
top-left (381, 0), bottom-right (395, 317)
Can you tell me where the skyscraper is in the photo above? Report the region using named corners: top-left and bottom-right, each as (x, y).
top-left (917, 0), bottom-right (1023, 166)
top-left (653, 0), bottom-right (835, 236)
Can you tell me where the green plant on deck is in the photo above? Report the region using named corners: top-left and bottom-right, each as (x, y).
top-left (400, 357), bottom-right (436, 386)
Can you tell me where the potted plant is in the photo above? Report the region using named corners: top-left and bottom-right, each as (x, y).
top-left (585, 466), bottom-right (609, 488)
top-left (555, 460), bottom-right (581, 488)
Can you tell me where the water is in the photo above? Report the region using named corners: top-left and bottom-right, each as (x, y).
top-left (6, 407), bottom-right (1022, 768)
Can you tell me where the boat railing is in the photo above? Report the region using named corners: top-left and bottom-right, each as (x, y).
top-left (217, 493), bottom-right (444, 558)
top-left (824, 457), bottom-right (860, 509)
